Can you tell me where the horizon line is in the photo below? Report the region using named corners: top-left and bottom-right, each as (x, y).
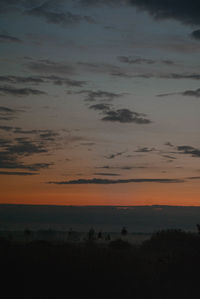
top-left (1, 203), bottom-right (200, 208)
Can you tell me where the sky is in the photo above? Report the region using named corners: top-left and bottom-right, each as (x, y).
top-left (1, 0), bottom-right (200, 206)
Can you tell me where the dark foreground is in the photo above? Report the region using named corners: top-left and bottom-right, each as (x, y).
top-left (1, 230), bottom-right (200, 299)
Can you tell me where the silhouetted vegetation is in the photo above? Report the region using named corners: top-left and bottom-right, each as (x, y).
top-left (1, 229), bottom-right (200, 298)
top-left (121, 226), bottom-right (128, 236)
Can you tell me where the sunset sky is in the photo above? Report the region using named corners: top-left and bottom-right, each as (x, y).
top-left (1, 0), bottom-right (200, 206)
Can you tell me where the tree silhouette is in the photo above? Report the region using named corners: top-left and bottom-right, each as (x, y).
top-left (88, 227), bottom-right (95, 241)
top-left (24, 228), bottom-right (32, 242)
top-left (105, 233), bottom-right (111, 241)
top-left (196, 224), bottom-right (200, 234)
top-left (98, 231), bottom-right (102, 239)
top-left (121, 226), bottom-right (128, 236)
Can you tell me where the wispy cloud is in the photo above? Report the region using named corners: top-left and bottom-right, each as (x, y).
top-left (0, 75), bottom-right (86, 88)
top-left (118, 56), bottom-right (155, 65)
top-left (77, 90), bottom-right (124, 102)
top-left (0, 106), bottom-right (24, 121)
top-left (93, 172), bottom-right (121, 176)
top-left (0, 171), bottom-right (38, 176)
top-left (0, 85), bottom-right (46, 96)
top-left (27, 59), bottom-right (75, 76)
top-left (48, 177), bottom-right (184, 184)
top-left (158, 88), bottom-right (200, 98)
top-left (27, 3), bottom-right (95, 26)
top-left (176, 145), bottom-right (200, 158)
top-left (0, 33), bottom-right (22, 43)
top-left (135, 147), bottom-right (156, 153)
top-left (104, 151), bottom-right (125, 159)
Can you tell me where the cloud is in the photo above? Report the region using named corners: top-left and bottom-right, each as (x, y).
top-left (186, 176), bottom-right (200, 180)
top-left (27, 59), bottom-right (75, 76)
top-left (93, 173), bottom-right (121, 176)
top-left (80, 0), bottom-right (200, 30)
top-left (89, 102), bottom-right (152, 124)
top-left (0, 1), bottom-right (95, 25)
top-left (104, 151), bottom-right (125, 159)
top-left (97, 165), bottom-right (146, 170)
top-left (162, 60), bottom-right (175, 65)
top-left (6, 139), bottom-right (48, 156)
top-left (0, 33), bottom-right (22, 43)
top-left (0, 0), bottom-right (25, 14)
top-left (129, 0), bottom-right (200, 26)
top-left (0, 127), bottom-right (58, 171)
top-left (0, 75), bottom-right (86, 88)
top-left (162, 155), bottom-right (177, 160)
top-left (27, 3), bottom-right (95, 26)
top-left (137, 73), bottom-right (200, 81)
top-left (135, 147), bottom-right (156, 153)
top-left (78, 90), bottom-right (124, 101)
top-left (0, 150), bottom-right (51, 171)
top-left (79, 0), bottom-right (127, 6)
top-left (43, 75), bottom-right (86, 87)
top-left (21, 163), bottom-right (51, 171)
top-left (39, 130), bottom-right (59, 141)
top-left (89, 103), bottom-right (111, 110)
top-left (0, 85), bottom-right (46, 96)
top-left (190, 29), bottom-right (200, 40)
top-left (163, 143), bottom-right (200, 159)
top-left (0, 125), bottom-right (13, 131)
top-left (158, 88), bottom-right (200, 98)
top-left (48, 177), bottom-right (184, 184)
top-left (77, 61), bottom-right (131, 78)
top-left (118, 56), bottom-right (155, 64)
top-left (165, 142), bottom-right (174, 147)
top-left (0, 106), bottom-right (24, 121)
top-left (182, 88), bottom-right (200, 97)
top-left (102, 108), bottom-right (152, 124)
top-left (176, 145), bottom-right (200, 158)
top-left (80, 142), bottom-right (96, 146)
top-left (118, 56), bottom-right (176, 66)
top-left (0, 126), bottom-right (60, 142)
top-left (0, 75), bottom-right (44, 85)
top-left (0, 171), bottom-right (38, 176)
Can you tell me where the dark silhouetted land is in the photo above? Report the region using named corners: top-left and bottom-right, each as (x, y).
top-left (1, 229), bottom-right (200, 298)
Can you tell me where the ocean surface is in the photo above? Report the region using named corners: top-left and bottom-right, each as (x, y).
top-left (1, 204), bottom-right (200, 233)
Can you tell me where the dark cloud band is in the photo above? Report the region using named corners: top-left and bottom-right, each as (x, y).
top-left (48, 177), bottom-right (184, 185)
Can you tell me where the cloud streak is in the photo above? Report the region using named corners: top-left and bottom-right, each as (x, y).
top-left (0, 75), bottom-right (86, 88)
top-left (118, 56), bottom-right (155, 65)
top-left (0, 171), bottom-right (38, 176)
top-left (0, 85), bottom-right (46, 96)
top-left (48, 177), bottom-right (184, 185)
top-left (0, 106), bottom-right (24, 121)
top-left (78, 90), bottom-right (124, 102)
top-left (158, 88), bottom-right (200, 98)
top-left (27, 3), bottom-right (95, 26)
top-left (27, 59), bottom-right (75, 76)
top-left (0, 33), bottom-right (22, 43)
